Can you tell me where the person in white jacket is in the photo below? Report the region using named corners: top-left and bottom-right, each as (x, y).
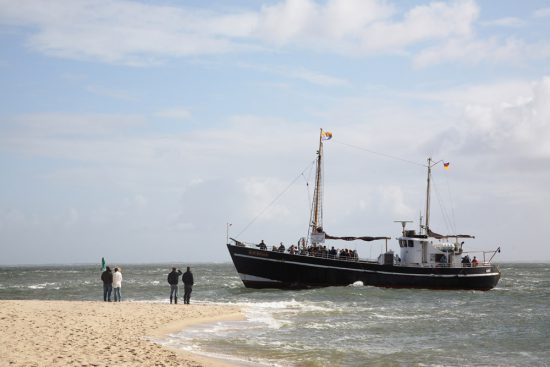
top-left (113, 267), bottom-right (123, 302)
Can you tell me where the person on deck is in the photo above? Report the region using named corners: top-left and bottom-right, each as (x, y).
top-left (182, 267), bottom-right (194, 305)
top-left (167, 267), bottom-right (182, 304)
top-left (257, 240), bottom-right (267, 250)
top-left (278, 242), bottom-right (285, 252)
top-left (113, 267), bottom-right (122, 302)
top-left (101, 266), bottom-right (113, 302)
top-left (472, 256), bottom-right (479, 267)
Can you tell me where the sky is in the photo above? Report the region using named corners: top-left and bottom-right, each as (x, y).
top-left (1, 0), bottom-right (550, 265)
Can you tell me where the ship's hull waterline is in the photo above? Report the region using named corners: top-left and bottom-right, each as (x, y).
top-left (227, 244), bottom-right (501, 291)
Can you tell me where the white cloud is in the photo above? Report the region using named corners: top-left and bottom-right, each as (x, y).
top-left (481, 17), bottom-right (524, 27)
top-left (256, 0), bottom-right (319, 44)
top-left (460, 77), bottom-right (550, 158)
top-left (4, 0), bottom-right (539, 68)
top-left (7, 113), bottom-right (145, 137)
top-left (359, 0), bottom-right (478, 53)
top-left (413, 80), bottom-right (534, 106)
top-left (62, 208), bottom-right (79, 227)
top-left (420, 76), bottom-right (550, 166)
top-left (86, 84), bottom-right (138, 101)
top-left (238, 62), bottom-right (349, 87)
top-left (379, 185), bottom-right (415, 219)
top-left (2, 79), bottom-right (550, 262)
top-left (413, 37), bottom-right (550, 68)
top-left (0, 0), bottom-right (250, 64)
top-left (155, 107), bottom-right (192, 120)
top-left (533, 7), bottom-right (550, 18)
top-left (287, 68), bottom-right (350, 87)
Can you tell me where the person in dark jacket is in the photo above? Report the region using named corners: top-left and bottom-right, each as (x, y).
top-left (101, 266), bottom-right (113, 302)
top-left (182, 267), bottom-right (194, 305)
top-left (167, 267), bottom-right (182, 304)
top-left (256, 240), bottom-right (267, 250)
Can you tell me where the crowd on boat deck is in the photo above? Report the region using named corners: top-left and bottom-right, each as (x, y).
top-left (256, 240), bottom-right (358, 260)
top-left (461, 255), bottom-right (479, 267)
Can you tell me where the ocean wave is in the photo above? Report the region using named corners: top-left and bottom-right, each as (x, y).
top-left (28, 282), bottom-right (59, 289)
top-left (243, 299), bottom-right (334, 312)
top-left (2, 263), bottom-right (550, 367)
top-left (243, 308), bottom-right (287, 329)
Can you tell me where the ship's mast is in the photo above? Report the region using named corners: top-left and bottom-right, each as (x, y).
top-left (424, 157), bottom-right (446, 236)
top-left (424, 157), bottom-right (432, 235)
top-left (311, 128), bottom-right (324, 233)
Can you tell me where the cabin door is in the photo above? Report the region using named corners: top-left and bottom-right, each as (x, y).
top-left (421, 242), bottom-right (428, 263)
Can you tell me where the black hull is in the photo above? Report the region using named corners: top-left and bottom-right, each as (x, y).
top-left (227, 244), bottom-right (500, 291)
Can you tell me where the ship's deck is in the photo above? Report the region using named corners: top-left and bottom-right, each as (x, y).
top-left (229, 242), bottom-right (494, 269)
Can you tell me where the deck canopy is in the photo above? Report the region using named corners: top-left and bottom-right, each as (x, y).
top-left (427, 229), bottom-right (474, 239)
top-left (325, 233), bottom-right (390, 242)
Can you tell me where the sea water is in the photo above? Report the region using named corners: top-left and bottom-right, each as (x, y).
top-left (1, 263), bottom-right (549, 366)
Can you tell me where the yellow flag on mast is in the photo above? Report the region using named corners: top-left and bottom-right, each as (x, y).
top-left (321, 130), bottom-right (333, 140)
top-left (443, 162), bottom-right (450, 170)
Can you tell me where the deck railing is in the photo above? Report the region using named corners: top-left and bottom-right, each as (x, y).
top-left (231, 240), bottom-right (363, 262)
top-left (230, 240), bottom-right (495, 268)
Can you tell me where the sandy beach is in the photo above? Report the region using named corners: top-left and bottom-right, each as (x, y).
top-left (0, 300), bottom-right (243, 367)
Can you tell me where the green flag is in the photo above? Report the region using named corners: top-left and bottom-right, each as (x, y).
top-left (101, 257), bottom-right (106, 272)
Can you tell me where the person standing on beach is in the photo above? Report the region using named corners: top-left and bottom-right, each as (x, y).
top-left (182, 267), bottom-right (194, 305)
top-left (101, 266), bottom-right (113, 302)
top-left (112, 267), bottom-right (122, 302)
top-left (167, 267), bottom-right (182, 304)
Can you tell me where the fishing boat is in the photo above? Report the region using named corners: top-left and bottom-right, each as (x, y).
top-left (227, 130), bottom-right (501, 290)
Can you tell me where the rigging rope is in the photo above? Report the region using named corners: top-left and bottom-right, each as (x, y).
top-left (444, 172), bottom-right (458, 234)
top-left (302, 163), bottom-right (315, 230)
top-left (333, 140), bottom-right (425, 167)
top-left (334, 138), bottom-right (460, 234)
top-left (235, 137), bottom-right (457, 239)
top-left (431, 175), bottom-right (455, 234)
top-left (236, 159), bottom-right (317, 238)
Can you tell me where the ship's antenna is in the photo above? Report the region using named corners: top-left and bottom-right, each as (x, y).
top-left (394, 220), bottom-right (413, 236)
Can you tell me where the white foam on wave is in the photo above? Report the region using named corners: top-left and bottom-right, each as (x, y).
top-left (154, 319), bottom-right (284, 367)
top-left (154, 333), bottom-right (280, 367)
top-left (242, 298), bottom-right (331, 312)
top-left (156, 298), bottom-right (357, 365)
top-left (371, 312), bottom-right (426, 320)
top-left (243, 306), bottom-right (286, 329)
top-left (28, 282), bottom-right (58, 289)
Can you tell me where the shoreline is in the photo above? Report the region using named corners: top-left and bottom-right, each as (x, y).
top-left (0, 300), bottom-right (244, 367)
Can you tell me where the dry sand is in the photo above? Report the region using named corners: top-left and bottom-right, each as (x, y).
top-left (0, 300), bottom-right (243, 367)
